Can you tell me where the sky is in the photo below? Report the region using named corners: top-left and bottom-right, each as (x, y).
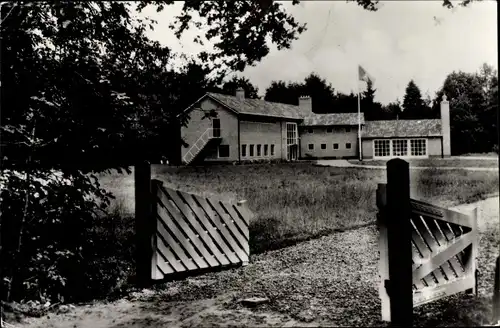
top-left (139, 1), bottom-right (498, 105)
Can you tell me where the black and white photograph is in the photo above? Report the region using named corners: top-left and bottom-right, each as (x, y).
top-left (0, 0), bottom-right (499, 327)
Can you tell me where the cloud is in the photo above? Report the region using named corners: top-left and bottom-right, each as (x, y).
top-left (141, 1), bottom-right (497, 105)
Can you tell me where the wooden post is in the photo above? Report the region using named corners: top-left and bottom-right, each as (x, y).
top-left (386, 158), bottom-right (413, 327)
top-left (135, 161), bottom-right (153, 287)
top-left (493, 256), bottom-right (500, 324)
top-left (377, 183), bottom-right (391, 322)
top-left (237, 199), bottom-right (249, 267)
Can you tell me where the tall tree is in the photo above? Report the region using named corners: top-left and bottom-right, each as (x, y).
top-left (361, 78), bottom-right (385, 120)
top-left (433, 66), bottom-right (497, 154)
top-left (402, 80), bottom-right (426, 119)
top-left (264, 73), bottom-right (336, 113)
top-left (221, 76), bottom-right (260, 99)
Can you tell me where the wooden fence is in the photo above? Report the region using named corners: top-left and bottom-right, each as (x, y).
top-left (135, 162), bottom-right (252, 284)
top-left (377, 158), bottom-right (478, 325)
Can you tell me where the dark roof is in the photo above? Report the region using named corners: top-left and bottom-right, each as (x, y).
top-left (206, 93), bottom-right (306, 119)
top-left (363, 119), bottom-right (442, 138)
top-left (302, 113), bottom-right (365, 126)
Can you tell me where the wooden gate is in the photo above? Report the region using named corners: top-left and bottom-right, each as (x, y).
top-left (135, 162), bottom-right (252, 284)
top-left (376, 159), bottom-right (478, 324)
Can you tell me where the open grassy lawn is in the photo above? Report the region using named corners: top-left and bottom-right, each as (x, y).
top-left (348, 158), bottom-right (499, 168)
top-left (98, 163), bottom-right (499, 254)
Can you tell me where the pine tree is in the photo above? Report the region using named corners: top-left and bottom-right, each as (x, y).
top-left (402, 80), bottom-right (425, 119)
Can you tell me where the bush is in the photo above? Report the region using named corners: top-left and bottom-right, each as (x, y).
top-left (0, 168), bottom-right (130, 304)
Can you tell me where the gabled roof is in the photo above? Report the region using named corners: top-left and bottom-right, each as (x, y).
top-left (363, 119), bottom-right (442, 138)
top-left (302, 113), bottom-right (365, 126)
top-left (206, 93), bottom-right (306, 119)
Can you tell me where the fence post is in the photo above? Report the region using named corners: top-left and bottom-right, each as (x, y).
top-left (493, 256), bottom-right (500, 324)
top-left (377, 183), bottom-right (391, 322)
top-left (135, 161), bottom-right (153, 287)
top-left (386, 158), bottom-right (413, 327)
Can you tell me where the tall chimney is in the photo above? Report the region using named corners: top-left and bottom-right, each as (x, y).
top-left (235, 87), bottom-right (245, 100)
top-left (299, 95), bottom-right (312, 113)
top-left (440, 94), bottom-right (451, 157)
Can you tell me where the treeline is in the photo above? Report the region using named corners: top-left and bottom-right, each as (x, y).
top-left (218, 65), bottom-right (498, 155)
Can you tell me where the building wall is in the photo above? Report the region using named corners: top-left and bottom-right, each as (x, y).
top-left (361, 137), bottom-right (442, 159)
top-left (299, 126), bottom-right (359, 159)
top-left (239, 120), bottom-right (284, 160)
top-left (181, 98), bottom-right (239, 162)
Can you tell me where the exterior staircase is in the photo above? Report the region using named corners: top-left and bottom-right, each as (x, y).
top-left (182, 128), bottom-right (221, 165)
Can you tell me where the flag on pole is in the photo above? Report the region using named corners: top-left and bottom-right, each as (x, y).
top-left (358, 65), bottom-right (373, 83)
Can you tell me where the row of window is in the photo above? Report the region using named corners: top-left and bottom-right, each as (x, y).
top-left (241, 144), bottom-right (275, 157)
top-left (307, 127), bottom-right (352, 134)
top-left (374, 139), bottom-right (427, 157)
top-left (308, 143), bottom-right (351, 150)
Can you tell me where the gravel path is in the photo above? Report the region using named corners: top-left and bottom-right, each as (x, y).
top-left (12, 197), bottom-right (500, 328)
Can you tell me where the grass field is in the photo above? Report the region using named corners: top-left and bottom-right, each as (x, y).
top-left (98, 163), bottom-right (499, 254)
top-left (348, 158), bottom-right (499, 168)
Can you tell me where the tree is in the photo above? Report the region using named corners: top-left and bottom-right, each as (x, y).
top-left (432, 65), bottom-right (498, 154)
top-left (402, 80), bottom-right (426, 119)
top-left (381, 100), bottom-right (403, 120)
top-left (221, 76), bottom-right (260, 99)
top-left (264, 73), bottom-right (336, 113)
top-left (361, 78), bottom-right (385, 120)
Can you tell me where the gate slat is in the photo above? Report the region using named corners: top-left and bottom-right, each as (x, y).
top-left (160, 188), bottom-right (219, 267)
top-left (197, 197), bottom-right (248, 263)
top-left (221, 202), bottom-right (249, 241)
top-left (411, 220), bottom-right (443, 286)
top-left (412, 215), bottom-right (456, 282)
top-left (156, 229), bottom-right (188, 272)
top-left (157, 217), bottom-right (198, 271)
top-left (209, 199), bottom-right (249, 256)
top-left (413, 231), bottom-right (474, 284)
top-left (157, 201), bottom-right (210, 269)
top-left (426, 218), bottom-right (465, 278)
top-left (432, 220), bottom-right (465, 276)
top-left (181, 192), bottom-right (237, 265)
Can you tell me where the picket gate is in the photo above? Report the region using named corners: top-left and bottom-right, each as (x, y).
top-left (376, 158), bottom-right (478, 325)
top-left (134, 162), bottom-right (252, 284)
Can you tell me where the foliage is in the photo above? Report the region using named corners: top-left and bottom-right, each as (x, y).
top-left (433, 63), bottom-right (498, 155)
top-left (0, 169), bottom-right (115, 303)
top-left (401, 80), bottom-right (433, 119)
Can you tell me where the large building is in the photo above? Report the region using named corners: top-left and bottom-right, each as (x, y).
top-left (179, 88), bottom-right (451, 164)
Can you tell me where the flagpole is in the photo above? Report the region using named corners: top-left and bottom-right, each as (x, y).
top-left (357, 71), bottom-right (362, 161)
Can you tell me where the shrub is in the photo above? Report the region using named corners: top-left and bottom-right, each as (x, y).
top-left (0, 168), bottom-right (125, 304)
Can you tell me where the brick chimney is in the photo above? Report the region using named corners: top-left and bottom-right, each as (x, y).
top-left (235, 87), bottom-right (245, 100)
top-left (299, 95), bottom-right (312, 113)
top-left (440, 94), bottom-right (451, 157)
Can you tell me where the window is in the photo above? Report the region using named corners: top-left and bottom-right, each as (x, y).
top-left (410, 139), bottom-right (427, 156)
top-left (308, 128), bottom-right (313, 133)
top-left (264, 144), bottom-right (268, 156)
top-left (392, 139), bottom-right (408, 157)
top-left (321, 144), bottom-right (326, 150)
top-left (212, 118), bottom-right (221, 138)
top-left (250, 144), bottom-right (254, 157)
top-left (242, 144), bottom-right (247, 157)
top-left (257, 144), bottom-right (261, 156)
top-left (346, 143), bottom-right (351, 149)
top-left (333, 143), bottom-right (339, 150)
top-left (218, 145), bottom-right (230, 158)
top-left (308, 144), bottom-right (314, 150)
top-left (374, 140), bottom-right (391, 157)
top-left (271, 144), bottom-right (275, 156)
top-left (346, 127), bottom-right (351, 133)
top-left (327, 127), bottom-right (333, 133)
